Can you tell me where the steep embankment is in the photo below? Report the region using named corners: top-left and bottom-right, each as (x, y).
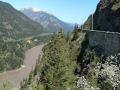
top-left (83, 0), bottom-right (120, 32)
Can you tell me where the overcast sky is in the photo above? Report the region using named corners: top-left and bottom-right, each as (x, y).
top-left (1, 0), bottom-right (100, 24)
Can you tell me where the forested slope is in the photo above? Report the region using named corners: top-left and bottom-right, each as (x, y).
top-left (0, 1), bottom-right (46, 41)
top-left (0, 1), bottom-right (50, 73)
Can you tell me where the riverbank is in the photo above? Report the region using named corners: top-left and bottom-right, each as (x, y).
top-left (0, 65), bottom-right (24, 76)
top-left (0, 44), bottom-right (44, 75)
top-left (0, 44), bottom-right (44, 88)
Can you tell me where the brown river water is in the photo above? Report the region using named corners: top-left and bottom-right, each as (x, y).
top-left (0, 45), bottom-right (44, 87)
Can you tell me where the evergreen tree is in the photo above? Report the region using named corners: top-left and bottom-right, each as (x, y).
top-left (39, 29), bottom-right (76, 90)
top-left (66, 32), bottom-right (70, 42)
top-left (28, 69), bottom-right (33, 85)
top-left (34, 61), bottom-right (38, 77)
top-left (20, 78), bottom-right (28, 89)
top-left (71, 24), bottom-right (79, 41)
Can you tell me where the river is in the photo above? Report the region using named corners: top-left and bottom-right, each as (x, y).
top-left (0, 44), bottom-right (44, 87)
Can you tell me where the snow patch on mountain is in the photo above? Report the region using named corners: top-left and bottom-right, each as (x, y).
top-left (21, 7), bottom-right (44, 12)
top-left (20, 7), bottom-right (52, 15)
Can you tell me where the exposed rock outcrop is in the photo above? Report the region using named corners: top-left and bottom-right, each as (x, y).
top-left (83, 0), bottom-right (120, 32)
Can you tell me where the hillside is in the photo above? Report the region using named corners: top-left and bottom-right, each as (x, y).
top-left (19, 27), bottom-right (120, 90)
top-left (0, 1), bottom-right (52, 74)
top-left (0, 0), bottom-right (120, 90)
top-left (0, 1), bottom-right (46, 40)
top-left (83, 0), bottom-right (120, 32)
top-left (20, 7), bottom-right (74, 32)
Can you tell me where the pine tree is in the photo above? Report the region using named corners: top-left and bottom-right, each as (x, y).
top-left (20, 78), bottom-right (28, 89)
top-left (71, 24), bottom-right (79, 41)
top-left (28, 69), bottom-right (33, 85)
top-left (39, 29), bottom-right (76, 90)
top-left (66, 32), bottom-right (70, 42)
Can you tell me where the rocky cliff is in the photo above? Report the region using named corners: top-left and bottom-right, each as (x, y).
top-left (83, 0), bottom-right (120, 32)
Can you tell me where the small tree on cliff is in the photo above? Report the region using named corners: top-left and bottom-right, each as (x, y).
top-left (66, 32), bottom-right (70, 42)
top-left (71, 24), bottom-right (79, 41)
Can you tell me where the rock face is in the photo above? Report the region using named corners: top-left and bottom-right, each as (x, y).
top-left (83, 0), bottom-right (120, 32)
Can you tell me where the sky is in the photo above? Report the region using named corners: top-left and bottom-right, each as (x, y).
top-left (1, 0), bottom-right (100, 24)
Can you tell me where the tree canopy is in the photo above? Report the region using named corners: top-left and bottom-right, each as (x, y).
top-left (39, 29), bottom-right (77, 90)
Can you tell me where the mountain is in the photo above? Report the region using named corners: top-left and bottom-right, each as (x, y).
top-left (82, 0), bottom-right (120, 32)
top-left (65, 22), bottom-right (80, 27)
top-left (20, 7), bottom-right (74, 32)
top-left (0, 1), bottom-right (46, 40)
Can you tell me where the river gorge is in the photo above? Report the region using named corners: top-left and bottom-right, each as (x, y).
top-left (0, 45), bottom-right (44, 88)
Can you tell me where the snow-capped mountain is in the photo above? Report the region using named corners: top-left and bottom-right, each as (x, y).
top-left (21, 7), bottom-right (47, 13)
top-left (20, 7), bottom-right (73, 32)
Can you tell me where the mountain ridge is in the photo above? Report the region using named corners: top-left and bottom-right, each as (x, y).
top-left (0, 1), bottom-right (46, 40)
top-left (21, 7), bottom-right (50, 14)
top-left (20, 7), bottom-right (74, 32)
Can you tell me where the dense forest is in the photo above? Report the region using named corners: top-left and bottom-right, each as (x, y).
top-left (19, 25), bottom-right (84, 90)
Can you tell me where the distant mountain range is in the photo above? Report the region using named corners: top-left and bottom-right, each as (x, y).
top-left (0, 1), bottom-right (46, 40)
top-left (20, 7), bottom-right (74, 32)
